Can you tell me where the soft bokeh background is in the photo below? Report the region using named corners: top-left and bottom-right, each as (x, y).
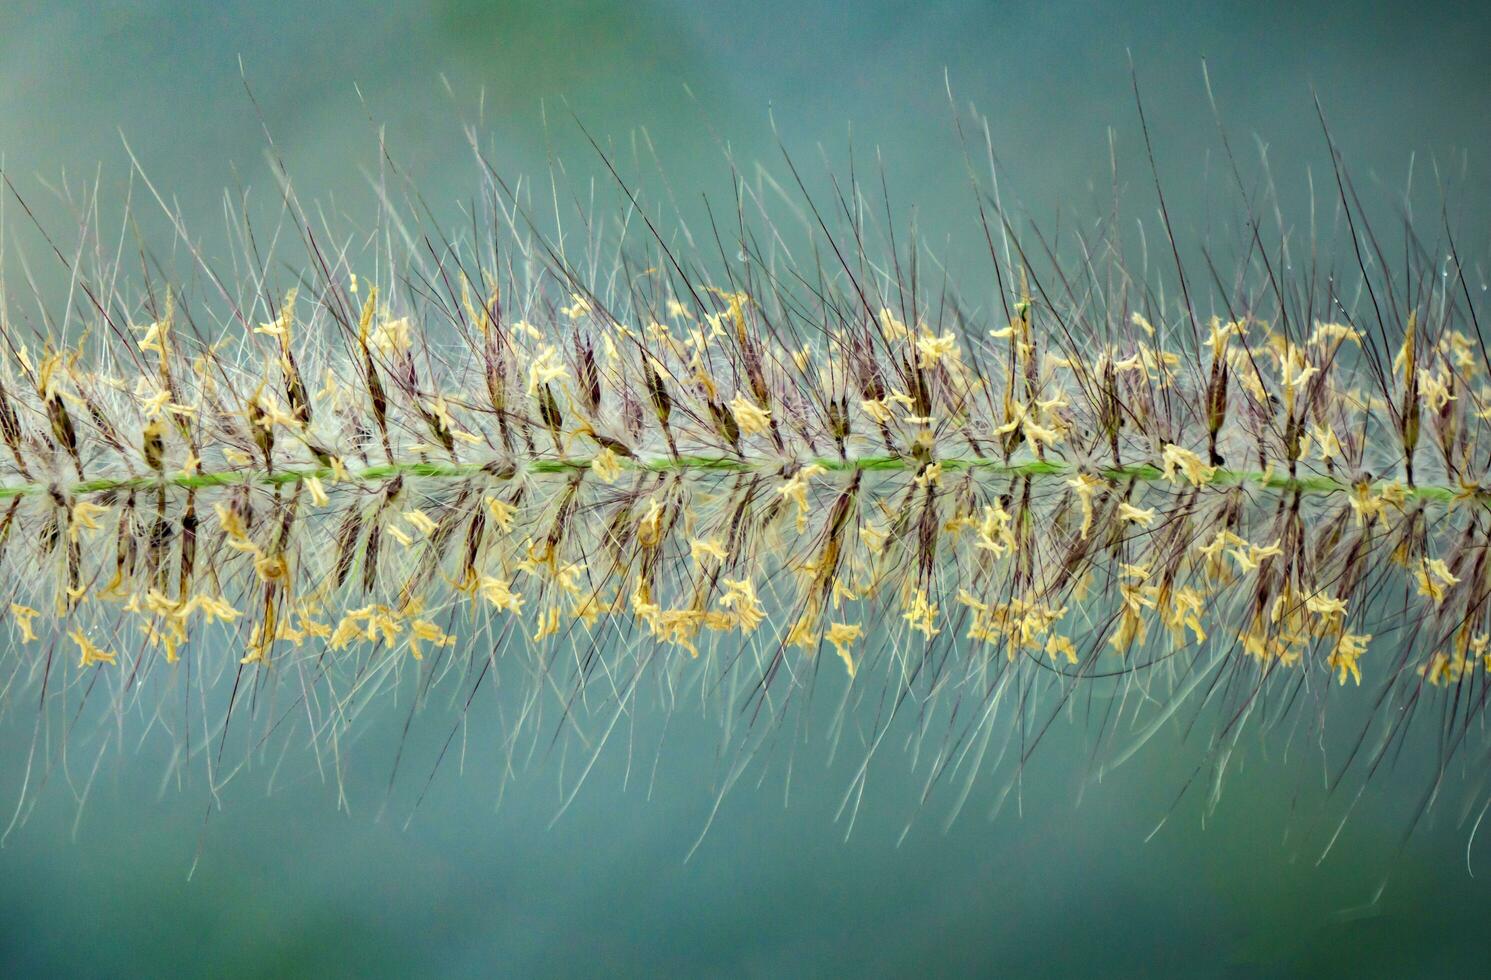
top-left (2, 0), bottom-right (1490, 975)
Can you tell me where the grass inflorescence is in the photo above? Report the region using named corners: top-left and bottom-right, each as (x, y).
top-left (0, 90), bottom-right (1488, 837)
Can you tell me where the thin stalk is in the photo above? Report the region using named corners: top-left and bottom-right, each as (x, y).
top-left (0, 455), bottom-right (1465, 503)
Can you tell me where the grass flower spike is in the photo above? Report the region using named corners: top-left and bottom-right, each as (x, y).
top-left (0, 95), bottom-right (1487, 834)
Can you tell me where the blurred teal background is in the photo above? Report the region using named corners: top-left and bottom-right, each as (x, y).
top-left (2, 0), bottom-right (1490, 975)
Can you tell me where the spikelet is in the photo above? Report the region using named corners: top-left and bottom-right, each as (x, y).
top-left (0, 111), bottom-right (1488, 831)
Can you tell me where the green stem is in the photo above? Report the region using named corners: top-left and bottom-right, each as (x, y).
top-left (0, 455), bottom-right (1464, 503)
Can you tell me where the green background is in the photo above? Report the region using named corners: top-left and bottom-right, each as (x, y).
top-left (1, 0), bottom-right (1490, 975)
